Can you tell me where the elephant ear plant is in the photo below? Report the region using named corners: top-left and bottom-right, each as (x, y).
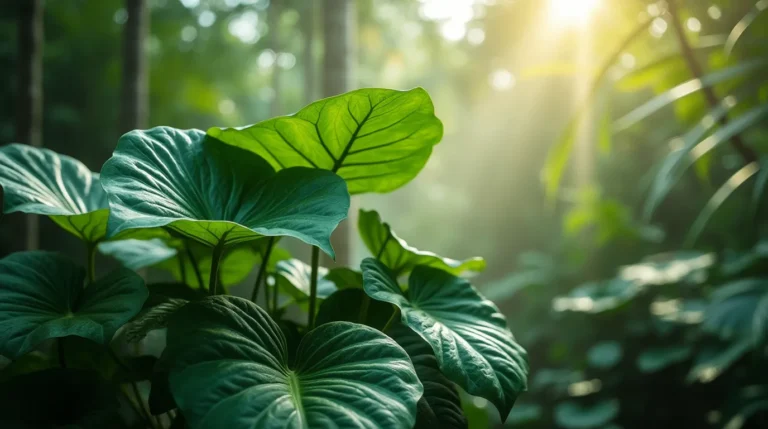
top-left (0, 88), bottom-right (528, 428)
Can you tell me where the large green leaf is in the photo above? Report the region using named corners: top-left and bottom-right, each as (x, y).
top-left (361, 258), bottom-right (528, 420)
top-left (389, 323), bottom-right (467, 429)
top-left (0, 251), bottom-right (147, 359)
top-left (358, 209), bottom-right (485, 276)
top-left (0, 143), bottom-right (109, 242)
top-left (315, 288), bottom-right (394, 330)
top-left (208, 88), bottom-right (443, 194)
top-left (161, 296), bottom-right (422, 429)
top-left (101, 127), bottom-right (349, 257)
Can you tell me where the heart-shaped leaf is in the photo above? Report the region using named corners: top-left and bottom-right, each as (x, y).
top-left (0, 251), bottom-right (147, 359)
top-left (359, 209), bottom-right (485, 276)
top-left (0, 143), bottom-right (109, 242)
top-left (389, 323), bottom-right (468, 429)
top-left (208, 87), bottom-right (443, 194)
top-left (161, 296), bottom-right (422, 429)
top-left (361, 258), bottom-right (528, 420)
top-left (101, 127), bottom-right (350, 257)
top-left (276, 258), bottom-right (337, 300)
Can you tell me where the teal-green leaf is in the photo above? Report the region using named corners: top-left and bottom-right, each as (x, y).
top-left (359, 209), bottom-right (485, 276)
top-left (0, 251), bottom-right (147, 359)
top-left (208, 87), bottom-right (443, 194)
top-left (703, 278), bottom-right (768, 342)
top-left (0, 143), bottom-right (109, 242)
top-left (101, 127), bottom-right (349, 257)
top-left (361, 258), bottom-right (528, 420)
top-left (636, 346), bottom-right (692, 373)
top-left (554, 399), bottom-right (619, 429)
top-left (389, 323), bottom-right (467, 429)
top-left (161, 296), bottom-right (422, 429)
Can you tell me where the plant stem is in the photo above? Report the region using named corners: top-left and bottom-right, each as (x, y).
top-left (177, 251), bottom-right (188, 285)
top-left (57, 338), bottom-right (66, 368)
top-left (250, 237), bottom-right (276, 303)
top-left (667, 0), bottom-right (758, 165)
top-left (271, 281), bottom-right (279, 315)
top-left (307, 246), bottom-right (320, 329)
top-left (208, 240), bottom-right (227, 296)
top-left (86, 242), bottom-right (97, 284)
top-left (381, 307), bottom-right (400, 334)
top-left (184, 242), bottom-right (204, 288)
top-left (106, 347), bottom-right (155, 429)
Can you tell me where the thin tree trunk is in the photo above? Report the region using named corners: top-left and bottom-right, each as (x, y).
top-left (269, 0), bottom-right (281, 116)
top-left (16, 0), bottom-right (44, 251)
top-left (302, 1), bottom-right (316, 105)
top-left (120, 0), bottom-right (149, 134)
top-left (322, 0), bottom-right (356, 267)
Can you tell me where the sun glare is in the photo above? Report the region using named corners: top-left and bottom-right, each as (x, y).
top-left (549, 0), bottom-right (601, 27)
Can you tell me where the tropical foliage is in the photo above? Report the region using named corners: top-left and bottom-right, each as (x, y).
top-left (0, 88), bottom-right (527, 428)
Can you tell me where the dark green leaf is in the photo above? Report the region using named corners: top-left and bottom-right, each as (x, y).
top-left (0, 251), bottom-right (147, 359)
top-left (208, 87), bottom-right (443, 194)
top-left (324, 267), bottom-right (364, 289)
top-left (703, 278), bottom-right (768, 342)
top-left (361, 258), bottom-right (528, 420)
top-left (687, 339), bottom-right (752, 384)
top-left (101, 127), bottom-right (349, 257)
top-left (162, 296), bottom-right (422, 428)
top-left (0, 144), bottom-right (109, 242)
top-left (149, 371), bottom-right (176, 416)
top-left (389, 323), bottom-right (467, 429)
top-left (0, 369), bottom-right (122, 428)
top-left (359, 209), bottom-right (485, 276)
top-left (315, 288), bottom-right (394, 330)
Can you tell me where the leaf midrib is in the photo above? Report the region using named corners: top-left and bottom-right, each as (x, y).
top-left (287, 370), bottom-right (307, 428)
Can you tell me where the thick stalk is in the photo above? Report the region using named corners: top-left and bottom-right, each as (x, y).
top-left (107, 347), bottom-right (154, 429)
top-left (250, 237), bottom-right (276, 303)
top-left (208, 240), bottom-right (227, 296)
top-left (307, 246), bottom-right (320, 329)
top-left (271, 281), bottom-right (279, 315)
top-left (184, 242), bottom-right (204, 288)
top-left (667, 0), bottom-right (758, 164)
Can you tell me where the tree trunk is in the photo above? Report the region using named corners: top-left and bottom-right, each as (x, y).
top-left (120, 0), bottom-right (149, 134)
top-left (269, 0), bottom-right (281, 116)
top-left (322, 0), bottom-right (356, 267)
top-left (302, 1), bottom-right (316, 105)
top-left (16, 0), bottom-right (44, 251)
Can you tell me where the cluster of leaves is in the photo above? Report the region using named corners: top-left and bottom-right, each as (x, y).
top-left (487, 243), bottom-right (768, 428)
top-left (0, 87), bottom-right (528, 428)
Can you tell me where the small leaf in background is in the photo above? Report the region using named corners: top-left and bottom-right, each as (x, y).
top-left (686, 339), bottom-right (752, 384)
top-left (98, 238), bottom-right (178, 270)
top-left (0, 144), bottom-right (109, 242)
top-left (0, 251), bottom-right (147, 359)
top-left (358, 209), bottom-right (485, 276)
top-left (161, 296), bottom-right (422, 429)
top-left (124, 295), bottom-right (189, 343)
top-left (725, 0), bottom-right (768, 56)
top-left (361, 258), bottom-right (528, 420)
top-left (586, 341), bottom-right (622, 369)
top-left (554, 399), bottom-right (620, 429)
top-left (275, 258), bottom-right (337, 300)
top-left (101, 127), bottom-right (350, 257)
top-left (209, 87), bottom-right (443, 194)
top-left (636, 346), bottom-right (692, 373)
